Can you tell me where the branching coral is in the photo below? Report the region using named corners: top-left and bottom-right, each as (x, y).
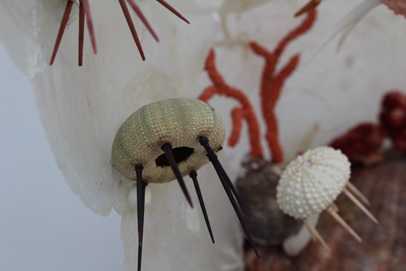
top-left (199, 50), bottom-right (263, 158)
top-left (199, 10), bottom-right (317, 164)
top-left (250, 9), bottom-right (317, 163)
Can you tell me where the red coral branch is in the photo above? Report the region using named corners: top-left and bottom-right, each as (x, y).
top-left (380, 91), bottom-right (406, 153)
top-left (229, 107), bottom-right (244, 147)
top-left (199, 49), bottom-right (263, 158)
top-left (250, 9), bottom-right (317, 163)
top-left (330, 123), bottom-right (387, 166)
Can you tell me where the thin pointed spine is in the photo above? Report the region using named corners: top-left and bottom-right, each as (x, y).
top-left (306, 0), bottom-right (381, 63)
top-left (190, 171), bottom-right (215, 244)
top-left (156, 0), bottom-right (190, 24)
top-left (118, 0), bottom-right (146, 60)
top-left (303, 218), bottom-right (331, 253)
top-left (199, 137), bottom-right (261, 261)
top-left (343, 187), bottom-right (378, 224)
top-left (305, 219), bottom-right (318, 242)
top-left (346, 181), bottom-right (371, 206)
top-left (126, 0), bottom-right (160, 42)
top-left (135, 166), bottom-right (146, 271)
top-left (50, 0), bottom-right (74, 65)
top-left (78, 0), bottom-right (85, 66)
top-left (294, 0), bottom-right (321, 17)
top-left (199, 136), bottom-right (253, 220)
top-left (209, 152), bottom-right (261, 261)
top-left (326, 205), bottom-right (362, 242)
top-left (82, 0), bottom-right (97, 54)
top-left (161, 142), bottom-right (193, 208)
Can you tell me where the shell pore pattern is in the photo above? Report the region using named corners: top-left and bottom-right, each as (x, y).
top-left (111, 98), bottom-right (225, 183)
top-left (277, 147), bottom-right (351, 219)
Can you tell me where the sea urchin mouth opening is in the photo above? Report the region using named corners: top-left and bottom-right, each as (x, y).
top-left (155, 147), bottom-right (194, 167)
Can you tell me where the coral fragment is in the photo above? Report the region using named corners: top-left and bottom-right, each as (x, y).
top-left (199, 49), bottom-right (263, 158)
top-left (250, 9), bottom-right (317, 163)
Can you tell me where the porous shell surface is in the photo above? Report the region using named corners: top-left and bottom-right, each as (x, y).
top-left (277, 146), bottom-right (351, 219)
top-left (111, 98), bottom-right (225, 183)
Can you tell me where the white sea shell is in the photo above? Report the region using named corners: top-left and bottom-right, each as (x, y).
top-left (111, 98), bottom-right (226, 183)
top-left (277, 146), bottom-right (351, 219)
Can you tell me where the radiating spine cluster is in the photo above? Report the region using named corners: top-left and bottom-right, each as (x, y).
top-left (50, 0), bottom-right (189, 66)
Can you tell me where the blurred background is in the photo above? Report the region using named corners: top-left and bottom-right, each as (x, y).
top-left (0, 44), bottom-right (123, 271)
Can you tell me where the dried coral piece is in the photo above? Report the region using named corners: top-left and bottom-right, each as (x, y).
top-left (199, 49), bottom-right (263, 158)
top-left (199, 10), bottom-right (317, 163)
top-left (294, 0), bottom-right (321, 17)
top-left (250, 9), bottom-right (317, 163)
top-left (380, 91), bottom-right (406, 153)
top-left (381, 0), bottom-right (406, 17)
top-left (330, 123), bottom-right (387, 166)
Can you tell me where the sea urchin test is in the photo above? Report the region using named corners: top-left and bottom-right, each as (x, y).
top-left (111, 98), bottom-right (260, 271)
top-left (277, 146), bottom-right (378, 252)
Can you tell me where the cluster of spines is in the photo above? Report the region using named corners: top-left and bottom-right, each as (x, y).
top-left (133, 136), bottom-right (261, 271)
top-left (50, 0), bottom-right (189, 66)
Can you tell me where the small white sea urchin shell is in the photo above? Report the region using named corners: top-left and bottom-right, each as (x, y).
top-left (277, 146), bottom-right (351, 219)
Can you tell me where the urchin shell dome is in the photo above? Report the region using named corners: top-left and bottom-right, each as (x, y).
top-left (111, 98), bottom-right (225, 183)
top-left (276, 146), bottom-right (351, 219)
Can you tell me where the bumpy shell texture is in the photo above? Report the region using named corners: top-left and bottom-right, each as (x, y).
top-left (111, 98), bottom-right (225, 183)
top-left (277, 147), bottom-right (350, 219)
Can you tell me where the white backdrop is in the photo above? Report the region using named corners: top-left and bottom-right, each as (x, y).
top-left (0, 44), bottom-right (123, 271)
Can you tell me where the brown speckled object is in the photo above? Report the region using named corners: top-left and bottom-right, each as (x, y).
top-left (244, 150), bottom-right (406, 271)
top-left (236, 157), bottom-right (302, 246)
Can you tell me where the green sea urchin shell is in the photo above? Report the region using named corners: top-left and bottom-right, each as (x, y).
top-left (111, 98), bottom-right (225, 183)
